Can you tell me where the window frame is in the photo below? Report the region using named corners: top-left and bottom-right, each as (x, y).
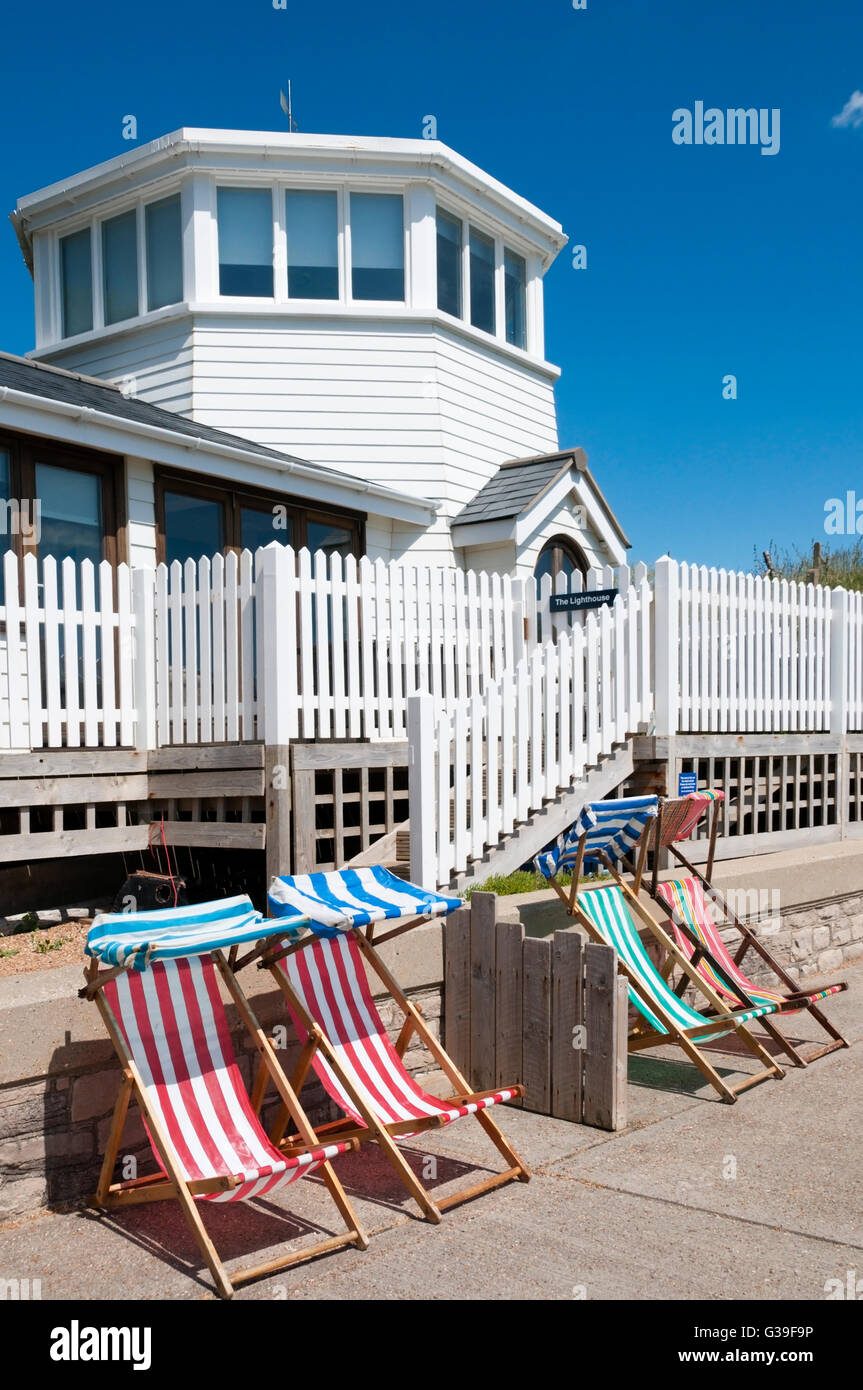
top-left (0, 428), bottom-right (126, 573)
top-left (433, 199), bottom-right (536, 355)
top-left (153, 467), bottom-right (365, 566)
top-left (215, 184), bottom-right (277, 300)
top-left (53, 182), bottom-right (185, 342)
top-left (534, 534), bottom-right (589, 586)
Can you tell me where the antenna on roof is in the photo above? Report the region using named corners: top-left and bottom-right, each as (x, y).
top-left (279, 79), bottom-right (297, 132)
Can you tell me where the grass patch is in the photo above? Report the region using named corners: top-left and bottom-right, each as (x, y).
top-left (31, 934), bottom-right (68, 955)
top-left (465, 868), bottom-right (610, 898)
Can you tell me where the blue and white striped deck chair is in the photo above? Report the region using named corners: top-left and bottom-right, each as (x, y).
top-left (268, 865), bottom-right (463, 944)
top-left (536, 795), bottom-right (659, 904)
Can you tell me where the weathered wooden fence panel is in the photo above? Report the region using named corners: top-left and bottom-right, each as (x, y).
top-left (443, 893), bottom-right (627, 1131)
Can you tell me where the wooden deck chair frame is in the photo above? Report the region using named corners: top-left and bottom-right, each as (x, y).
top-left (82, 952), bottom-right (368, 1299)
top-left (544, 827), bottom-right (785, 1103)
top-left (650, 797), bottom-right (849, 1067)
top-left (236, 929), bottom-right (529, 1223)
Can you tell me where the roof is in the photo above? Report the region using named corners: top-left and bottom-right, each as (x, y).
top-left (12, 129), bottom-right (567, 271)
top-left (451, 448), bottom-right (630, 549)
top-left (0, 352), bottom-right (435, 524)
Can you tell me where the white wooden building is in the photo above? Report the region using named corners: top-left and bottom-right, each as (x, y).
top-left (10, 128), bottom-right (628, 577)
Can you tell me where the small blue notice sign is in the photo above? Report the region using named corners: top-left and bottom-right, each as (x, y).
top-left (678, 772), bottom-right (698, 796)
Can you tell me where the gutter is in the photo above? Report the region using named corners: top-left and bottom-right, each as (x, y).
top-left (0, 385), bottom-right (436, 526)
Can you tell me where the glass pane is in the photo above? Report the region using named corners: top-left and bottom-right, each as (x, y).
top-left (469, 227), bottom-right (496, 334)
top-left (436, 208), bottom-right (462, 317)
top-left (350, 193), bottom-right (404, 301)
top-left (308, 519), bottom-right (353, 559)
top-left (286, 190), bottom-right (339, 299)
top-left (35, 463), bottom-right (103, 567)
top-left (164, 491), bottom-right (224, 567)
top-left (504, 247), bottom-right (527, 349)
top-left (60, 228), bottom-right (93, 337)
top-left (533, 546), bottom-right (554, 583)
top-left (217, 187), bottom-right (274, 297)
top-left (241, 505), bottom-right (292, 553)
top-left (102, 210), bottom-right (139, 325)
top-left (146, 195), bottom-right (183, 310)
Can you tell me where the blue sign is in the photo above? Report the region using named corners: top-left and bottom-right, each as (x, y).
top-left (678, 772), bottom-right (698, 796)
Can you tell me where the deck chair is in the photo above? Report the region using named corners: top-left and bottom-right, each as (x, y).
top-left (536, 797), bottom-right (787, 1102)
top-left (651, 792), bottom-right (849, 1066)
top-left (82, 896), bottom-right (368, 1299)
top-left (236, 866), bottom-right (529, 1222)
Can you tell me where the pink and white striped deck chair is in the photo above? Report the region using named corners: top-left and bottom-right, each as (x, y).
top-left (83, 923), bottom-right (367, 1298)
top-left (651, 792), bottom-right (849, 1067)
top-left (257, 929), bottom-right (529, 1222)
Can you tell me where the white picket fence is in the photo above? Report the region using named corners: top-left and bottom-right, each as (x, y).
top-left (0, 551), bottom-right (135, 750)
top-left (671, 563), bottom-right (834, 733)
top-left (410, 571), bottom-right (653, 887)
top-left (847, 590), bottom-right (863, 733)
top-left (3, 546), bottom-right (863, 753)
top-left (144, 546), bottom-right (634, 746)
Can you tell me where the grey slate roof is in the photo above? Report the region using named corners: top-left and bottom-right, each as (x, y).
top-left (453, 453), bottom-right (568, 527)
top-left (452, 448), bottom-right (630, 548)
top-left (0, 351), bottom-right (317, 472)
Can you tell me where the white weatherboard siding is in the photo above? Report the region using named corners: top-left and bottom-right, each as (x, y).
top-left (41, 320), bottom-right (196, 416)
top-left (39, 314), bottom-right (559, 534)
top-left (126, 456), bottom-right (158, 568)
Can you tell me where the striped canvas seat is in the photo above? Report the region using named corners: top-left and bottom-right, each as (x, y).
top-left (577, 884), bottom-right (781, 1042)
top-left (656, 878), bottom-right (847, 1016)
top-left (269, 866), bottom-right (463, 938)
top-left (537, 795), bottom-right (659, 879)
top-left (104, 954), bottom-right (351, 1202)
top-left (87, 895), bottom-right (268, 971)
top-left (656, 790), bottom-right (725, 846)
top-left (276, 932), bottom-right (516, 1134)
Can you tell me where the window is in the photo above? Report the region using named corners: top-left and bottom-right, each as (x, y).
top-left (286, 190), bottom-right (339, 299)
top-left (436, 208), bottom-right (462, 317)
top-left (504, 248), bottom-right (527, 349)
top-left (350, 192), bottom-right (404, 301)
top-left (217, 187), bottom-right (274, 297)
top-left (0, 450), bottom-right (9, 600)
top-left (102, 210), bottom-right (139, 325)
top-left (156, 471), bottom-right (362, 566)
top-left (60, 228), bottom-right (93, 337)
top-left (308, 519), bottom-right (353, 559)
top-left (241, 504), bottom-right (291, 553)
top-left (145, 194), bottom-right (183, 310)
top-left (469, 227), bottom-right (496, 335)
top-left (35, 463), bottom-right (104, 568)
top-left (534, 535), bottom-right (588, 585)
top-left (0, 433), bottom-right (123, 573)
top-left (163, 491), bottom-right (225, 570)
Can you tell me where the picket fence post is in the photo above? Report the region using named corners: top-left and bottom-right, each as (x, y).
top-left (132, 567), bottom-right (157, 751)
top-left (408, 692), bottom-right (437, 888)
top-left (653, 555), bottom-right (680, 737)
top-left (256, 542), bottom-right (295, 746)
top-left (830, 586), bottom-right (849, 739)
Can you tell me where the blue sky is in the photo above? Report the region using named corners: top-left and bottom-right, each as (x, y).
top-left (1, 0), bottom-right (861, 569)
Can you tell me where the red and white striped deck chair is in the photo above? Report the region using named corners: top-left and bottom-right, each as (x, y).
top-left (255, 929), bottom-right (529, 1222)
top-left (651, 792), bottom-right (849, 1066)
top-left (83, 902), bottom-right (368, 1298)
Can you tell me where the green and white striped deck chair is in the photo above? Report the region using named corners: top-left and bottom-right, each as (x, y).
top-left (573, 882), bottom-right (786, 1102)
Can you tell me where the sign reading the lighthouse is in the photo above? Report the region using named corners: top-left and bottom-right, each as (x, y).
top-left (550, 588), bottom-right (618, 613)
